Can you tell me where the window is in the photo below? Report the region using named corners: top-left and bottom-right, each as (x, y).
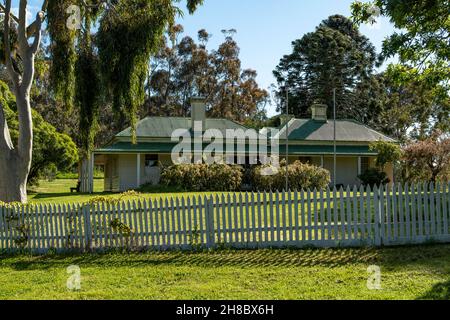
top-left (145, 154), bottom-right (158, 168)
top-left (361, 157), bottom-right (370, 174)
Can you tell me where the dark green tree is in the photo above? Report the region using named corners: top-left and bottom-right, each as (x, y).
top-left (0, 80), bottom-right (78, 185)
top-left (352, 0), bottom-right (449, 86)
top-left (377, 65), bottom-right (449, 141)
top-left (273, 15), bottom-right (377, 120)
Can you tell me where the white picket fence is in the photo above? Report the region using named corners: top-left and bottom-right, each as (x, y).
top-left (0, 182), bottom-right (449, 253)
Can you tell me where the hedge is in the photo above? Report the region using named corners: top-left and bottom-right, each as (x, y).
top-left (161, 164), bottom-right (243, 191)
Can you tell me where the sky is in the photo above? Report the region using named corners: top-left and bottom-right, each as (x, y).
top-left (176, 0), bottom-right (397, 116)
top-left (21, 0), bottom-right (396, 116)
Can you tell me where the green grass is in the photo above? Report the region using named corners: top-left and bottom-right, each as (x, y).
top-left (0, 245), bottom-right (450, 300)
top-left (27, 179), bottom-right (241, 205)
top-left (27, 179), bottom-right (366, 205)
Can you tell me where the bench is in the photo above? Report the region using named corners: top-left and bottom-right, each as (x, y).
top-left (70, 181), bottom-right (81, 193)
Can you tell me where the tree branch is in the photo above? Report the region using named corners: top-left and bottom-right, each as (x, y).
top-left (3, 0), bottom-right (20, 89)
top-left (0, 101), bottom-right (14, 151)
top-left (18, 0), bottom-right (28, 54)
top-left (29, 11), bottom-right (44, 54)
top-left (0, 0), bottom-right (48, 38)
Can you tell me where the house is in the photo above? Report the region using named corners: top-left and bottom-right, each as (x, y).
top-left (81, 98), bottom-right (395, 193)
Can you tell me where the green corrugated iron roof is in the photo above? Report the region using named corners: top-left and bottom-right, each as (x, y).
top-left (96, 142), bottom-right (177, 153)
top-left (96, 116), bottom-right (395, 155)
top-left (279, 145), bottom-right (377, 155)
top-left (116, 117), bottom-right (248, 138)
top-left (275, 119), bottom-right (395, 143)
top-left (96, 141), bottom-right (376, 156)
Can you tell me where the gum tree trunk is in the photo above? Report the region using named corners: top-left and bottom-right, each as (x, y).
top-left (0, 0), bottom-right (44, 203)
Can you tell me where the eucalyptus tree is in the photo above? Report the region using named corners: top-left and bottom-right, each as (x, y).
top-left (0, 0), bottom-right (203, 203)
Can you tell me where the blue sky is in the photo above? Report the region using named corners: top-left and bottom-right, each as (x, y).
top-left (177, 0), bottom-right (397, 116)
top-left (22, 0), bottom-right (396, 116)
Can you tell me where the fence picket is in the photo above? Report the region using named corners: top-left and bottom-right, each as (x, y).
top-left (346, 186), bottom-right (352, 241)
top-left (294, 191), bottom-right (300, 242)
top-left (225, 194), bottom-right (231, 244)
top-left (417, 183), bottom-right (424, 237)
top-left (1, 183), bottom-right (449, 254)
top-left (233, 194), bottom-right (239, 244)
top-left (430, 183), bottom-right (436, 235)
top-left (392, 184), bottom-right (398, 240)
top-left (379, 184), bottom-right (385, 245)
top-left (239, 193), bottom-right (245, 244)
top-left (282, 192), bottom-right (287, 242)
top-left (339, 187), bottom-right (345, 241)
top-left (301, 189), bottom-right (306, 241)
top-left (307, 189), bottom-right (312, 241)
top-left (366, 185), bottom-right (372, 241)
top-left (443, 183), bottom-right (449, 236)
top-left (327, 188), bottom-right (332, 241)
top-left (313, 188), bottom-right (319, 241)
top-left (245, 193), bottom-right (251, 244)
top-left (169, 198), bottom-right (176, 246)
top-left (411, 184), bottom-right (417, 240)
top-left (275, 191), bottom-right (281, 243)
top-left (405, 184), bottom-right (411, 240)
top-left (424, 182), bottom-right (430, 236)
top-left (258, 192), bottom-right (263, 244)
top-left (436, 182), bottom-right (442, 235)
top-left (319, 189), bottom-right (325, 242)
top-left (263, 192), bottom-right (268, 242)
top-left (269, 191), bottom-right (274, 243)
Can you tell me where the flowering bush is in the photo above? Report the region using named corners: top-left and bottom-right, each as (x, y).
top-left (161, 164), bottom-right (243, 191)
top-left (252, 161), bottom-right (331, 191)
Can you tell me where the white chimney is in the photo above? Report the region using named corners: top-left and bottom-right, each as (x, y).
top-left (311, 104), bottom-right (328, 122)
top-left (191, 97), bottom-right (206, 130)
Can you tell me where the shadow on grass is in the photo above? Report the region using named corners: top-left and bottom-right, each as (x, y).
top-left (3, 244), bottom-right (450, 272)
top-left (30, 192), bottom-right (114, 200)
top-left (418, 280), bottom-right (450, 300)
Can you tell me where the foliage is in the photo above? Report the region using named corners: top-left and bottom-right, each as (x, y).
top-left (0, 81), bottom-right (79, 185)
top-left (376, 64), bottom-right (449, 141)
top-left (88, 190), bottom-right (143, 206)
top-left (47, 0), bottom-right (78, 108)
top-left (76, 39), bottom-right (102, 154)
top-left (369, 140), bottom-right (402, 169)
top-left (110, 218), bottom-right (133, 238)
top-left (358, 168), bottom-right (390, 187)
top-left (161, 164), bottom-right (243, 191)
top-left (146, 26), bottom-right (269, 122)
top-left (252, 161), bottom-right (331, 191)
top-left (273, 15), bottom-right (377, 121)
top-left (46, 0), bottom-right (204, 150)
top-left (402, 131), bottom-right (450, 183)
top-left (351, 0), bottom-right (449, 83)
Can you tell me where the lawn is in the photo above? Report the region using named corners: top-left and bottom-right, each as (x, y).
top-left (0, 245), bottom-right (449, 300)
top-left (27, 179), bottom-right (232, 204)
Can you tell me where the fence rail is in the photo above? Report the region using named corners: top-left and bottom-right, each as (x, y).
top-left (1, 182), bottom-right (449, 253)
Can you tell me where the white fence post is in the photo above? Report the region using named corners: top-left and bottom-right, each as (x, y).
top-left (83, 204), bottom-right (92, 252)
top-left (205, 196), bottom-right (215, 249)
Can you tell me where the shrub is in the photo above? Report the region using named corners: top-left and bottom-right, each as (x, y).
top-left (252, 161), bottom-right (331, 191)
top-left (358, 168), bottom-right (390, 187)
top-left (160, 164), bottom-right (243, 191)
